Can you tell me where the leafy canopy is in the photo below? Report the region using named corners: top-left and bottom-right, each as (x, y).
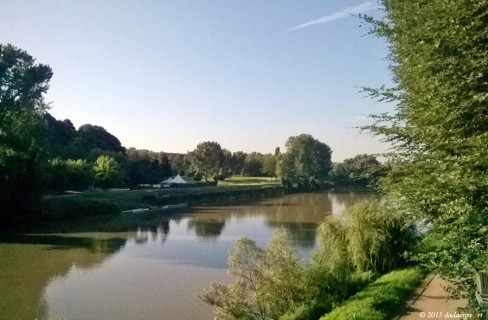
top-left (200, 228), bottom-right (305, 320)
top-left (364, 0), bottom-right (488, 298)
top-left (0, 44), bottom-right (52, 227)
top-left (189, 141), bottom-right (223, 182)
top-left (277, 134), bottom-right (332, 187)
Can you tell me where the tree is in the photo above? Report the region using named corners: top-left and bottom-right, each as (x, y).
top-left (200, 229), bottom-right (305, 320)
top-left (170, 153), bottom-right (190, 175)
top-left (126, 148), bottom-right (171, 185)
top-left (330, 154), bottom-right (388, 187)
top-left (364, 0), bottom-right (488, 299)
top-left (93, 155), bottom-right (122, 189)
top-left (75, 124), bottom-right (125, 157)
top-left (46, 158), bottom-right (93, 193)
top-left (318, 200), bottom-right (414, 273)
top-left (44, 113), bottom-right (77, 157)
top-left (189, 141), bottom-right (223, 182)
top-left (277, 134), bottom-right (332, 188)
top-left (0, 44), bottom-right (52, 227)
top-left (261, 154), bottom-right (278, 178)
top-left (221, 149), bottom-right (233, 177)
top-left (230, 151), bottom-right (247, 175)
top-left (242, 152), bottom-right (264, 177)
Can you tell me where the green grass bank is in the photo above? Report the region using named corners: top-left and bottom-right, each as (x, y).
top-left (320, 267), bottom-right (425, 320)
top-left (41, 184), bottom-right (285, 221)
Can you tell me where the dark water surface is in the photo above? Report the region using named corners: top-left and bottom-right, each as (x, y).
top-left (0, 190), bottom-right (375, 320)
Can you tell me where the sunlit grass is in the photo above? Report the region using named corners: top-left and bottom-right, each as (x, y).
top-left (320, 267), bottom-right (425, 320)
top-left (218, 176), bottom-right (278, 185)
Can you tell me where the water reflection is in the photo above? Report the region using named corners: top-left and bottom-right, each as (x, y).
top-left (0, 233), bottom-right (126, 253)
top-left (0, 234), bottom-right (126, 320)
top-left (187, 217), bottom-right (226, 240)
top-left (134, 221), bottom-right (170, 244)
top-left (0, 190), bottom-right (375, 320)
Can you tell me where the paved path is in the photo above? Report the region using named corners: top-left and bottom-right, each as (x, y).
top-left (398, 275), bottom-right (470, 320)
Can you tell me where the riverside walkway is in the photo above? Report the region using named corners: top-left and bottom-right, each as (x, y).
top-left (398, 275), bottom-right (471, 320)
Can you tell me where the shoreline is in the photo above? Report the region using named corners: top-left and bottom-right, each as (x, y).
top-left (40, 184), bottom-right (288, 222)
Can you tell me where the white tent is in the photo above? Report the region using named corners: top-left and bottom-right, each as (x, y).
top-left (171, 174), bottom-right (187, 184)
top-left (161, 177), bottom-right (173, 184)
top-left (161, 174), bottom-right (187, 184)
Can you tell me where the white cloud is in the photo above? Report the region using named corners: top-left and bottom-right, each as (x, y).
top-left (287, 1), bottom-right (379, 31)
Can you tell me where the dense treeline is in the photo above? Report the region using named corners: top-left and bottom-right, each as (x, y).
top-left (329, 154), bottom-right (388, 187)
top-left (45, 113), bottom-right (383, 191)
top-left (0, 42), bottom-right (386, 229)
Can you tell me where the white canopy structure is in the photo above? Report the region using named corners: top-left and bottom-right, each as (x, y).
top-left (171, 174), bottom-right (187, 184)
top-left (161, 174), bottom-right (187, 185)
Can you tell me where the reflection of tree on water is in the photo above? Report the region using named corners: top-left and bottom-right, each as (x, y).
top-left (266, 221), bottom-right (317, 249)
top-left (187, 217), bottom-right (226, 240)
top-left (134, 219), bottom-right (171, 244)
top-left (328, 190), bottom-right (378, 215)
top-left (261, 193), bottom-right (333, 224)
top-left (0, 234), bottom-right (126, 320)
top-left (0, 234), bottom-right (126, 254)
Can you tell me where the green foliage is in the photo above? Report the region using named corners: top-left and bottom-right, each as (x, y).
top-left (193, 170), bottom-right (202, 181)
top-left (330, 154), bottom-right (388, 187)
top-left (261, 154), bottom-right (278, 177)
top-left (317, 200), bottom-right (414, 273)
top-left (75, 124), bottom-right (125, 157)
top-left (46, 158), bottom-right (93, 193)
top-left (93, 155), bottom-right (122, 189)
top-left (189, 141), bottom-right (223, 182)
top-left (363, 0), bottom-right (488, 299)
top-left (200, 228), bottom-right (306, 320)
top-left (44, 113), bottom-right (77, 157)
top-left (126, 148), bottom-right (171, 185)
top-left (171, 153), bottom-right (190, 175)
top-left (0, 44), bottom-right (52, 227)
top-left (242, 152), bottom-right (264, 177)
top-left (320, 267), bottom-right (424, 320)
top-left (230, 151), bottom-right (247, 175)
top-left (277, 134), bottom-right (332, 188)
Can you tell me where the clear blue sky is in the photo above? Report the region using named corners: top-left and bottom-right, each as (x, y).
top-left (1, 0), bottom-right (394, 161)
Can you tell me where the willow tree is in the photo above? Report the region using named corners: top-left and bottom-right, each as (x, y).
top-left (0, 44), bottom-right (52, 227)
top-left (364, 1), bottom-right (488, 298)
top-left (200, 229), bottom-right (305, 320)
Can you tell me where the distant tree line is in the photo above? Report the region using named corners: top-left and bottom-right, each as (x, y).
top-left (0, 43), bottom-right (387, 228)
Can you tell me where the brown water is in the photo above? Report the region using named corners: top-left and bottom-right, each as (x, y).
top-left (0, 190), bottom-right (374, 320)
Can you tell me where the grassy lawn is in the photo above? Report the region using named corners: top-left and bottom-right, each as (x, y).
top-left (219, 176), bottom-right (279, 185)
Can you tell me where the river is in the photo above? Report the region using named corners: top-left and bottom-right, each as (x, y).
top-left (0, 190), bottom-right (375, 320)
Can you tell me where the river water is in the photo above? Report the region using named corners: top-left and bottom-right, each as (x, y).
top-left (0, 190), bottom-right (374, 320)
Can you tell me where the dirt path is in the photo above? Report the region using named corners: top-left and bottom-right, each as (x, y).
top-left (398, 275), bottom-right (471, 320)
